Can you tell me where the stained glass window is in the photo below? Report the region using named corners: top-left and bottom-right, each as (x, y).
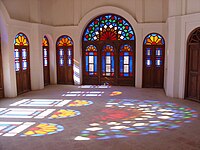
top-left (57, 35), bottom-right (73, 46)
top-left (85, 45), bottom-right (97, 76)
top-left (119, 44), bottom-right (133, 77)
top-left (57, 35), bottom-right (73, 67)
top-left (14, 33), bottom-right (29, 71)
top-left (42, 36), bottom-right (49, 46)
top-left (102, 45), bottom-right (114, 76)
top-left (145, 48), bottom-right (152, 67)
top-left (42, 36), bottom-right (49, 67)
top-left (14, 49), bottom-right (20, 71)
top-left (144, 33), bottom-right (164, 45)
top-left (14, 33), bottom-right (29, 46)
top-left (83, 14), bottom-right (135, 41)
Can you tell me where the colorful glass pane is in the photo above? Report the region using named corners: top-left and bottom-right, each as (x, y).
top-left (119, 44), bottom-right (133, 77)
top-left (85, 45), bottom-right (97, 76)
top-left (14, 33), bottom-right (29, 46)
top-left (144, 33), bottom-right (164, 45)
top-left (102, 45), bottom-right (114, 76)
top-left (42, 36), bottom-right (48, 46)
top-left (14, 49), bottom-right (20, 71)
top-left (83, 14), bottom-right (135, 41)
top-left (57, 35), bottom-right (73, 46)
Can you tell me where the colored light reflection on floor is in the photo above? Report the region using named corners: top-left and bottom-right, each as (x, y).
top-left (0, 108), bottom-right (55, 119)
top-left (62, 91), bottom-right (104, 97)
top-left (0, 122), bottom-right (64, 137)
top-left (21, 123), bottom-right (64, 137)
top-left (10, 99), bottom-right (71, 107)
top-left (67, 100), bottom-right (93, 107)
top-left (49, 109), bottom-right (81, 119)
top-left (110, 91), bottom-right (122, 96)
top-left (74, 99), bottom-right (198, 140)
top-left (78, 85), bottom-right (111, 89)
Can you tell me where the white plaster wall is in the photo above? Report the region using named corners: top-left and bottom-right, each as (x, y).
top-left (2, 0), bottom-right (168, 25)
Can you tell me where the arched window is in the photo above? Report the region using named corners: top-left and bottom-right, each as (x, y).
top-left (102, 45), bottom-right (115, 77)
top-left (82, 14), bottom-right (135, 86)
top-left (85, 45), bottom-right (97, 76)
top-left (56, 35), bottom-right (74, 84)
top-left (14, 32), bottom-right (31, 94)
top-left (143, 33), bottom-right (165, 88)
top-left (119, 44), bottom-right (133, 77)
top-left (42, 36), bottom-right (50, 86)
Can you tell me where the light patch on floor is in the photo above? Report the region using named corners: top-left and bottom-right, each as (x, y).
top-left (10, 99), bottom-right (71, 107)
top-left (75, 99), bottom-right (198, 140)
top-left (62, 91), bottom-right (104, 97)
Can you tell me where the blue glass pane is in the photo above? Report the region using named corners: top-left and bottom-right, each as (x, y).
top-left (102, 56), bottom-right (105, 73)
top-left (146, 59), bottom-right (152, 67)
top-left (111, 56), bottom-right (114, 72)
top-left (94, 56), bottom-right (97, 72)
top-left (124, 52), bottom-right (129, 56)
top-left (130, 56), bottom-right (133, 73)
top-left (120, 56), bottom-right (123, 73)
top-left (86, 56), bottom-right (89, 72)
top-left (106, 52), bottom-right (111, 56)
top-left (124, 73), bottom-right (129, 77)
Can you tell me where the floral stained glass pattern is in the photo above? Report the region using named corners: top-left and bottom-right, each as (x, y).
top-left (144, 33), bottom-right (164, 45)
top-left (21, 123), bottom-right (64, 137)
top-left (42, 36), bottom-right (49, 46)
top-left (57, 35), bottom-right (73, 46)
top-left (49, 109), bottom-right (80, 119)
top-left (14, 33), bottom-right (29, 46)
top-left (83, 14), bottom-right (135, 41)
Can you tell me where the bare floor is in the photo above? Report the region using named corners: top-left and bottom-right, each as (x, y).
top-left (0, 85), bottom-right (200, 150)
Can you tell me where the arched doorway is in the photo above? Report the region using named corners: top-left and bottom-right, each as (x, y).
top-left (142, 33), bottom-right (165, 88)
top-left (14, 32), bottom-right (31, 94)
top-left (82, 14), bottom-right (135, 86)
top-left (185, 27), bottom-right (200, 102)
top-left (56, 35), bottom-right (74, 84)
top-left (42, 36), bottom-right (50, 86)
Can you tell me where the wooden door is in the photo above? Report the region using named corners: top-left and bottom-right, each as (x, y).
top-left (43, 43), bottom-right (50, 86)
top-left (100, 44), bottom-right (117, 85)
top-left (185, 44), bottom-right (200, 101)
top-left (57, 46), bottom-right (74, 84)
top-left (143, 46), bottom-right (165, 88)
top-left (82, 44), bottom-right (99, 85)
top-left (14, 46), bottom-right (31, 94)
top-left (0, 40), bottom-right (4, 98)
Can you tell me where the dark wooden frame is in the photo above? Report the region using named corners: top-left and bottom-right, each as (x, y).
top-left (142, 33), bottom-right (165, 88)
top-left (43, 37), bottom-right (50, 86)
top-left (56, 35), bottom-right (74, 85)
top-left (82, 14), bottom-right (136, 86)
top-left (14, 32), bottom-right (31, 95)
top-left (185, 27), bottom-right (200, 102)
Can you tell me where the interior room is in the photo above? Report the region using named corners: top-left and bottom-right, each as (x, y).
top-left (0, 0), bottom-right (200, 150)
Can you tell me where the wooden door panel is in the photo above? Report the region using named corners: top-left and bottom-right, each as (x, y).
top-left (0, 47), bottom-right (4, 98)
top-left (186, 44), bottom-right (200, 101)
top-left (188, 73), bottom-right (198, 99)
top-left (57, 46), bottom-right (74, 85)
top-left (143, 46), bottom-right (164, 88)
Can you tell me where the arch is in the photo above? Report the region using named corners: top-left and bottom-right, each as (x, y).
top-left (82, 13), bottom-right (135, 86)
top-left (42, 35), bottom-right (50, 86)
top-left (185, 27), bottom-right (200, 102)
top-left (142, 33), bottom-right (165, 88)
top-left (14, 32), bottom-right (31, 94)
top-left (56, 35), bottom-right (74, 85)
